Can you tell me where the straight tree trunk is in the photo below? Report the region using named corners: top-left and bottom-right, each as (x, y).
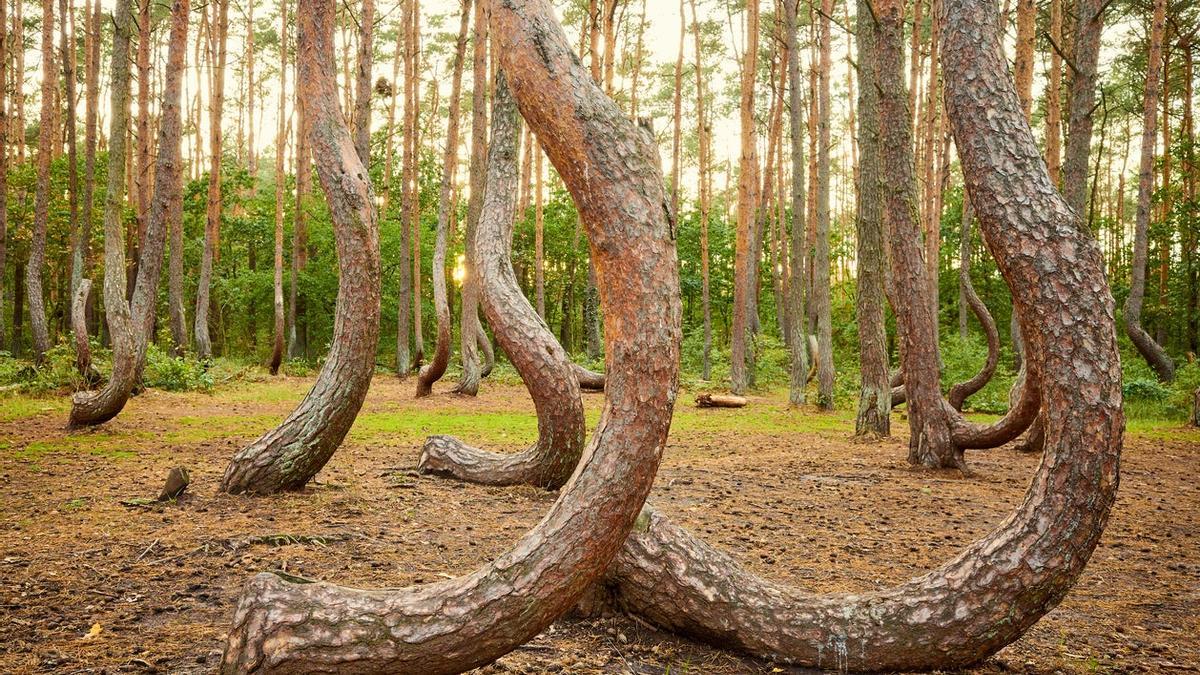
top-left (730, 0), bottom-right (760, 395)
top-left (784, 0), bottom-right (807, 403)
top-left (1046, 0), bottom-right (1063, 185)
top-left (690, 0), bottom-right (713, 381)
top-left (416, 0), bottom-right (471, 398)
top-left (1013, 0), bottom-right (1035, 118)
top-left (455, 0), bottom-right (489, 395)
top-left (0, 0), bottom-right (6, 353)
top-left (219, 0), bottom-right (381, 495)
top-left (352, 0), bottom-right (373, 165)
top-left (1061, 0), bottom-right (1105, 217)
top-left (813, 0), bottom-right (834, 408)
top-left (418, 73), bottom-right (585, 486)
top-left (195, 0), bottom-right (230, 359)
top-left (534, 136), bottom-right (545, 317)
top-left (269, 0), bottom-right (290, 375)
top-left (220, 0), bottom-right (680, 669)
top-left (60, 0), bottom-right (83, 373)
top-left (1124, 0), bottom-right (1174, 382)
top-left (28, 0), bottom-right (57, 364)
top-left (290, 84), bottom-right (311, 359)
top-left (406, 0), bottom-right (424, 368)
top-left (853, 0), bottom-right (889, 434)
top-left (133, 0), bottom-right (152, 288)
top-left (669, 0), bottom-right (684, 222)
top-left (69, 0), bottom-right (189, 428)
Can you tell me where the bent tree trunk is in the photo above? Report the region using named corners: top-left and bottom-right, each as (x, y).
top-left (416, 0), bottom-right (471, 398)
top-left (68, 0), bottom-right (134, 429)
top-left (572, 363), bottom-right (605, 391)
top-left (597, 0), bottom-right (1123, 668)
top-left (947, 195), bottom-right (1000, 411)
top-left (417, 73), bottom-right (585, 488)
top-left (1124, 0), bottom-right (1174, 383)
top-left (220, 0), bottom-right (680, 670)
top-left (218, 0), bottom-right (381, 496)
top-left (69, 0), bottom-right (189, 429)
top-left (71, 279), bottom-right (100, 385)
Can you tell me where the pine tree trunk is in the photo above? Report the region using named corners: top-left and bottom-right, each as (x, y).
top-left (690, 0), bottom-right (713, 382)
top-left (69, 0), bottom-right (189, 428)
top-left (195, 0), bottom-right (229, 359)
top-left (269, 0), bottom-right (290, 375)
top-left (813, 0), bottom-right (834, 408)
top-left (406, 0), bottom-right (424, 368)
top-left (27, 0), bottom-right (57, 364)
top-left (1124, 0), bottom-right (1174, 382)
top-left (730, 0), bottom-right (760, 395)
top-left (221, 0), bottom-right (679, 668)
top-left (290, 87), bottom-right (311, 360)
top-left (0, 0), bottom-right (8, 352)
top-left (219, 0), bottom-right (381, 495)
top-left (416, 0), bottom-right (471, 398)
top-left (133, 0), bottom-right (152, 287)
top-left (1061, 0), bottom-right (1105, 217)
top-left (853, 0), bottom-right (888, 434)
top-left (352, 0), bottom-right (373, 165)
top-left (418, 73), bottom-right (585, 487)
top-left (1046, 0), bottom-right (1063, 185)
top-left (61, 0), bottom-right (84, 374)
top-left (534, 136), bottom-right (545, 318)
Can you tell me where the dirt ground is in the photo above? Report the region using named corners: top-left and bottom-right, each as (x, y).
top-left (1, 375), bottom-right (1197, 674)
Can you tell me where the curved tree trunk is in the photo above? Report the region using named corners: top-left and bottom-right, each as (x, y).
top-left (947, 195), bottom-right (1001, 411)
top-left (27, 0), bottom-right (56, 365)
top-left (572, 364), bottom-right (605, 391)
top-left (69, 0), bottom-right (189, 428)
top-left (69, 0), bottom-right (133, 428)
top-left (1124, 0), bottom-right (1174, 382)
top-left (415, 0), bottom-right (472, 398)
top-left (417, 73), bottom-right (585, 488)
top-left (220, 0), bottom-right (680, 670)
top-left (852, 0), bottom-right (889, 435)
top-left (71, 279), bottom-right (100, 385)
top-left (218, 0), bottom-right (382, 496)
top-left (595, 0), bottom-right (1123, 668)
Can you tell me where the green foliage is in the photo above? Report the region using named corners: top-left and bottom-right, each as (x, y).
top-left (142, 344), bottom-right (214, 392)
top-left (939, 334), bottom-right (1014, 414)
top-left (0, 342), bottom-right (102, 394)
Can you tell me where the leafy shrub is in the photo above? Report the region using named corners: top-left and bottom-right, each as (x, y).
top-left (1123, 377), bottom-right (1171, 402)
top-left (143, 344), bottom-right (214, 392)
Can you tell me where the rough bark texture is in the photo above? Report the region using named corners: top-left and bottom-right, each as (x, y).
top-left (1061, 0), bottom-right (1104, 217)
top-left (572, 364), bottom-right (605, 392)
top-left (69, 0), bottom-right (189, 428)
top-left (71, 279), bottom-right (99, 385)
top-left (61, 0), bottom-right (80, 354)
top-left (218, 0), bottom-right (381, 496)
top-left (220, 0), bottom-right (680, 670)
top-left (853, 0), bottom-right (888, 435)
top-left (947, 196), bottom-right (1001, 411)
top-left (69, 0), bottom-right (132, 427)
top-left (729, 0), bottom-right (759, 395)
top-left (416, 0), bottom-right (471, 398)
top-left (28, 0), bottom-right (56, 364)
top-left (417, 74), bottom-right (585, 488)
top-left (195, 0), bottom-right (230, 360)
top-left (784, 0), bottom-right (808, 406)
top-left (813, 0), bottom-right (835, 409)
top-left (597, 1), bottom-right (1123, 668)
top-left (1124, 0), bottom-right (1175, 383)
top-left (1046, 0), bottom-right (1063, 184)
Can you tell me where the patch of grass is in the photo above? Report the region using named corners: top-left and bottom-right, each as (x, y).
top-left (0, 395), bottom-right (69, 423)
top-left (350, 410), bottom-right (542, 445)
top-left (14, 433), bottom-right (142, 460)
top-left (168, 413), bottom-right (281, 442)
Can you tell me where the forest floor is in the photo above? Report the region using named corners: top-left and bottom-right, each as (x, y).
top-left (1, 374), bottom-right (1198, 674)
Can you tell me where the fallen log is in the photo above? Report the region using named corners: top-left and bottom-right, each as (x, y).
top-left (695, 393), bottom-right (747, 408)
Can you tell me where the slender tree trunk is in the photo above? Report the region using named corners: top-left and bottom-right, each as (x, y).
top-left (69, 0), bottom-right (189, 428)
top-left (534, 136), bottom-right (545, 317)
top-left (730, 0), bottom-right (760, 395)
top-left (352, 0), bottom-right (373, 165)
top-left (60, 0), bottom-right (82, 373)
top-left (416, 0), bottom-right (471, 397)
top-left (406, 0), bottom-right (424, 368)
top-left (290, 84), bottom-right (311, 359)
top-left (813, 0), bottom-right (834, 408)
top-left (221, 0), bottom-right (679, 669)
top-left (269, 0), bottom-right (290, 375)
top-left (219, 0), bottom-right (381, 495)
top-left (0, 0), bottom-right (7, 353)
top-left (1046, 0), bottom-right (1063, 185)
top-left (27, 0), bottom-right (57, 364)
top-left (670, 0), bottom-right (684, 222)
top-left (133, 0), bottom-right (151, 290)
top-left (1061, 0), bottom-right (1105, 217)
top-left (419, 73), bottom-right (585, 486)
top-left (195, 0), bottom-right (229, 359)
top-left (1124, 0), bottom-right (1174, 382)
top-left (690, 0), bottom-right (713, 381)
top-left (853, 0), bottom-right (888, 434)
top-left (455, 0), bottom-right (489, 395)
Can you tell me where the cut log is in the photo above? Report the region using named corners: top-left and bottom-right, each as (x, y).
top-left (695, 393), bottom-right (747, 408)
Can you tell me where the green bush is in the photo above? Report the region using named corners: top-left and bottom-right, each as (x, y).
top-left (142, 344), bottom-right (214, 392)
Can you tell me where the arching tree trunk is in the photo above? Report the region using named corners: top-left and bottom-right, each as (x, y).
top-left (1125, 0), bottom-right (1174, 383)
top-left (947, 195), bottom-right (1001, 411)
top-left (220, 0), bottom-right (680, 670)
top-left (218, 0), bottom-right (381, 496)
top-left (418, 73), bottom-right (585, 488)
top-left (595, 0), bottom-right (1123, 668)
top-left (268, 0), bottom-right (289, 376)
top-left (28, 0), bottom-right (56, 365)
top-left (69, 0), bottom-right (189, 428)
top-left (853, 0), bottom-right (888, 434)
top-left (416, 0), bottom-right (471, 398)
top-left (195, 0), bottom-right (230, 360)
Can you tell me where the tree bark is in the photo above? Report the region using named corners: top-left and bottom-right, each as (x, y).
top-left (69, 0), bottom-right (189, 428)
top-left (218, 0), bottom-right (381, 496)
top-left (813, 0), bottom-right (835, 408)
top-left (352, 0), bottom-right (373, 166)
top-left (167, 0), bottom-right (188, 357)
top-left (415, 0), bottom-right (471, 398)
top-left (596, 1), bottom-right (1123, 668)
top-left (71, 280), bottom-right (100, 385)
top-left (1124, 0), bottom-right (1175, 383)
top-left (290, 89), bottom-right (311, 360)
top-left (730, 0), bottom-right (760, 395)
top-left (0, 0), bottom-right (8, 352)
top-left (406, 0), bottom-right (424, 369)
top-left (853, 0), bottom-right (888, 434)
top-left (690, 0), bottom-right (713, 382)
top-left (28, 0), bottom-right (56, 364)
top-left (418, 73), bottom-right (585, 488)
top-left (1046, 0), bottom-right (1063, 185)
top-left (1061, 0), bottom-right (1104, 217)
top-left (61, 0), bottom-right (81, 368)
top-left (269, 0), bottom-right (290, 376)
top-left (195, 0), bottom-right (230, 360)
top-left (220, 0), bottom-right (680, 669)
top-left (455, 0), bottom-right (490, 395)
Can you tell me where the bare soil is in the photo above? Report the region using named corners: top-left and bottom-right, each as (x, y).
top-left (1, 376), bottom-right (1197, 673)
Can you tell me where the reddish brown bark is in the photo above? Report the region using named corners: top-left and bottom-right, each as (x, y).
top-left (418, 73), bottom-right (585, 488)
top-left (730, 0), bottom-right (760, 395)
top-left (269, 0), bottom-right (289, 376)
top-left (1046, 0), bottom-right (1063, 185)
top-left (220, 0), bottom-right (679, 669)
top-left (69, 0), bottom-right (189, 428)
top-left (28, 0), bottom-right (56, 364)
top-left (218, 0), bottom-right (381, 495)
top-left (195, 0), bottom-right (230, 359)
top-left (812, 0), bottom-right (834, 408)
top-left (1062, 0), bottom-right (1105, 217)
top-left (416, 0), bottom-right (472, 398)
top-left (0, 0), bottom-right (8, 351)
top-left (595, 0), bottom-right (1123, 668)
